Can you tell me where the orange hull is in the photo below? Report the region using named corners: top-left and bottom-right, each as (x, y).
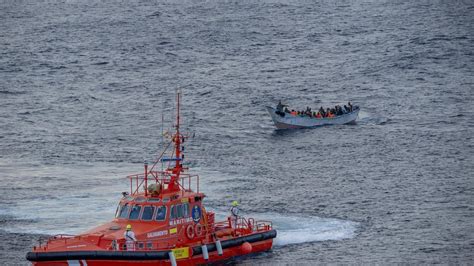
top-left (30, 237), bottom-right (274, 266)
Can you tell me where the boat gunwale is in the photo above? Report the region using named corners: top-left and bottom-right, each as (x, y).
top-left (266, 105), bottom-right (360, 121)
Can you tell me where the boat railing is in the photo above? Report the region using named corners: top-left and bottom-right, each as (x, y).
top-left (240, 217), bottom-right (272, 232)
top-left (36, 232), bottom-right (182, 251)
top-left (112, 224), bottom-right (192, 251)
top-left (127, 171), bottom-right (199, 195)
top-left (114, 234), bottom-right (181, 251)
top-left (34, 234), bottom-right (75, 250)
top-left (51, 234), bottom-right (76, 239)
top-left (214, 216), bottom-right (272, 233)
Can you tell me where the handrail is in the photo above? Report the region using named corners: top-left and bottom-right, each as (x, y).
top-left (52, 234), bottom-right (75, 239)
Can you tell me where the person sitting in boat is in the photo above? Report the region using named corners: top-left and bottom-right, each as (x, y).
top-left (319, 107), bottom-right (326, 117)
top-left (327, 111), bottom-right (335, 118)
top-left (325, 108), bottom-right (331, 117)
top-left (336, 105), bottom-right (344, 116)
top-left (316, 111), bottom-right (322, 119)
top-left (230, 201), bottom-right (240, 228)
top-left (348, 102), bottom-right (353, 112)
top-left (344, 105), bottom-right (350, 113)
top-left (124, 224), bottom-right (137, 251)
top-left (290, 110), bottom-right (297, 116)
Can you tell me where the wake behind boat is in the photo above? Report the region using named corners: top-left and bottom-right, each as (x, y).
top-left (266, 102), bottom-right (360, 129)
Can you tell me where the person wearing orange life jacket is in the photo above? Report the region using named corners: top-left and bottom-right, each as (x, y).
top-left (325, 108), bottom-right (331, 117)
top-left (316, 112), bottom-right (322, 119)
top-left (124, 224), bottom-right (137, 251)
top-left (327, 111), bottom-right (335, 118)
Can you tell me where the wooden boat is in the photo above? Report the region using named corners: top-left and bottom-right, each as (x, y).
top-left (27, 92), bottom-right (276, 265)
top-left (266, 105), bottom-right (360, 129)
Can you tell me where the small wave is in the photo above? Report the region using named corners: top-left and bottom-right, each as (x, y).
top-left (147, 11), bottom-right (162, 18)
top-left (92, 62), bottom-right (109, 65)
top-left (0, 90), bottom-right (26, 95)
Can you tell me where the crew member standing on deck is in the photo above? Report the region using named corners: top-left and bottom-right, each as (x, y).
top-left (230, 201), bottom-right (240, 228)
top-left (124, 224), bottom-right (137, 251)
top-left (276, 100), bottom-right (286, 116)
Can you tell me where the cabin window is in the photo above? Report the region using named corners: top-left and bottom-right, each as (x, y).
top-left (183, 203), bottom-right (189, 217)
top-left (177, 204), bottom-right (184, 218)
top-left (155, 206), bottom-right (167, 221)
top-left (170, 205), bottom-right (177, 220)
top-left (129, 205), bottom-right (142, 220)
top-left (141, 206), bottom-right (155, 221)
top-left (118, 203), bottom-right (129, 219)
top-left (169, 203), bottom-right (190, 220)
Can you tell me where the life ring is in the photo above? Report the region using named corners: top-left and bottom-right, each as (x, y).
top-left (195, 223), bottom-right (203, 237)
top-left (186, 224), bottom-right (195, 239)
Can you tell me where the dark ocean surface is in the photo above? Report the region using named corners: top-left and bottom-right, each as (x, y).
top-left (1, 0), bottom-right (473, 264)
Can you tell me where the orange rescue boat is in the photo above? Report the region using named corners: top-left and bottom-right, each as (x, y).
top-left (27, 92), bottom-right (276, 265)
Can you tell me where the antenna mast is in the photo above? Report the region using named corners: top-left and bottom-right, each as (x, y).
top-left (168, 90), bottom-right (182, 191)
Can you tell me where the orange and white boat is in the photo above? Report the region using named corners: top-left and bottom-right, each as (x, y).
top-left (27, 92), bottom-right (276, 265)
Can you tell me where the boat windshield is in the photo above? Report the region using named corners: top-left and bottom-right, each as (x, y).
top-left (141, 206), bottom-right (155, 221)
top-left (170, 205), bottom-right (177, 219)
top-left (155, 206), bottom-right (166, 221)
top-left (177, 205), bottom-right (184, 218)
top-left (183, 203), bottom-right (189, 217)
top-left (129, 205), bottom-right (141, 220)
top-left (118, 203), bottom-right (129, 219)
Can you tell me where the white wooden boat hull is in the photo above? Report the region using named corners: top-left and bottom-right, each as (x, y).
top-left (266, 106), bottom-right (359, 129)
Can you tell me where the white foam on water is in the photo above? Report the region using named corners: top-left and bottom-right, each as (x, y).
top-left (271, 215), bottom-right (358, 245)
top-left (211, 212), bottom-right (358, 246)
top-left (226, 212), bottom-right (359, 246)
top-left (357, 110), bottom-right (371, 120)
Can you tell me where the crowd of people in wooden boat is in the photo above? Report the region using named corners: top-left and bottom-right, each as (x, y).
top-left (275, 101), bottom-right (354, 118)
